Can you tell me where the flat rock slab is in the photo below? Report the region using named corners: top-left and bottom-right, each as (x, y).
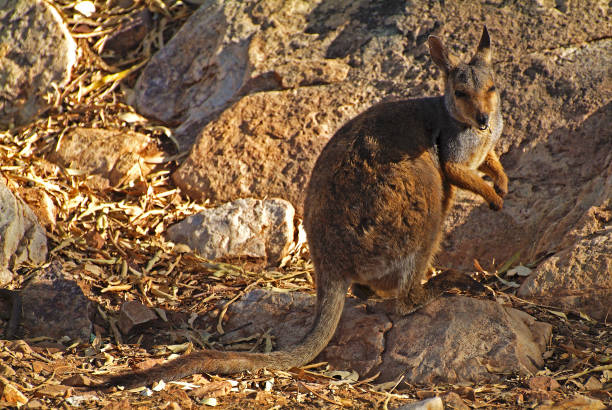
top-left (20, 261), bottom-right (92, 341)
top-left (0, 178), bottom-right (47, 285)
top-left (166, 198), bottom-right (295, 265)
top-left (221, 290), bottom-right (552, 384)
top-left (0, 0), bottom-right (77, 127)
top-left (48, 127), bottom-right (162, 190)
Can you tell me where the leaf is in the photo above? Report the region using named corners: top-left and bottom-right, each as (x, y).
top-left (152, 379), bottom-right (166, 391)
top-left (497, 251), bottom-right (521, 274)
top-left (167, 342), bottom-right (191, 354)
top-left (74, 1), bottom-right (95, 17)
top-left (200, 397), bottom-right (218, 406)
top-left (118, 112), bottom-right (148, 124)
top-left (494, 274), bottom-right (520, 288)
top-left (506, 265), bottom-right (532, 277)
top-left (548, 310), bottom-right (568, 320)
top-left (323, 369), bottom-right (359, 383)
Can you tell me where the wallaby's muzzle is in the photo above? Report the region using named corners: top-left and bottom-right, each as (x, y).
top-left (476, 112), bottom-right (489, 130)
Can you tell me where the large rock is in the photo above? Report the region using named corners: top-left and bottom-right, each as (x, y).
top-left (172, 86), bottom-right (372, 210)
top-left (166, 198), bottom-right (295, 265)
top-left (221, 290), bottom-right (552, 383)
top-left (0, 0), bottom-right (77, 127)
top-left (47, 127), bottom-right (163, 190)
top-left (140, 2), bottom-right (610, 316)
top-left (0, 178), bottom-right (47, 285)
top-left (132, 0), bottom-right (362, 151)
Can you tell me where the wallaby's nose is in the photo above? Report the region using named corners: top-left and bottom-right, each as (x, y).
top-left (476, 113), bottom-right (489, 130)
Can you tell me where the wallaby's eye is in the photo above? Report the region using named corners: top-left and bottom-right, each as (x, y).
top-left (488, 85), bottom-right (496, 92)
top-left (454, 90), bottom-right (467, 98)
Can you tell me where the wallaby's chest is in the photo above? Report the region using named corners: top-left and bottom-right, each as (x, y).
top-left (441, 125), bottom-right (500, 169)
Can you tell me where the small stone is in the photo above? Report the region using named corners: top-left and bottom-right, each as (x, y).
top-left (166, 198), bottom-right (295, 265)
top-left (33, 384), bottom-right (73, 398)
top-left (0, 378), bottom-right (28, 406)
top-left (117, 301), bottom-right (158, 335)
top-left (48, 127), bottom-right (161, 189)
top-left (394, 397), bottom-right (443, 410)
top-left (24, 399), bottom-right (45, 409)
top-left (105, 10), bottom-right (152, 55)
top-left (442, 392), bottom-right (469, 410)
top-left (584, 376), bottom-right (603, 391)
top-left (191, 381), bottom-right (233, 398)
top-left (62, 374), bottom-right (94, 387)
top-left (529, 375), bottom-right (561, 391)
top-left (17, 188), bottom-right (57, 229)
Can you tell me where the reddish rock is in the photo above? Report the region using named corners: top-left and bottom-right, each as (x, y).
top-left (172, 86), bottom-right (372, 214)
top-left (379, 296), bottom-right (551, 383)
top-left (220, 290), bottom-right (551, 383)
top-left (48, 127), bottom-right (162, 190)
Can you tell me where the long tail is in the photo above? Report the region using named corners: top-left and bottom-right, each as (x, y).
top-left (104, 276), bottom-right (349, 388)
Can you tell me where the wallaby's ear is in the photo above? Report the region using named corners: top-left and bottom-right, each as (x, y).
top-left (428, 36), bottom-right (453, 73)
top-left (473, 26), bottom-right (492, 65)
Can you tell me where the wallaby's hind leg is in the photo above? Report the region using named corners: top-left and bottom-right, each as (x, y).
top-left (393, 252), bottom-right (437, 315)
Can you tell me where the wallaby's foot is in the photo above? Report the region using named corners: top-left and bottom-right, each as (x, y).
top-left (352, 283), bottom-right (376, 300)
top-left (394, 296), bottom-right (436, 316)
top-left (426, 269), bottom-right (485, 295)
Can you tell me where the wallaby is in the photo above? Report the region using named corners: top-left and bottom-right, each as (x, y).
top-left (104, 26), bottom-right (507, 388)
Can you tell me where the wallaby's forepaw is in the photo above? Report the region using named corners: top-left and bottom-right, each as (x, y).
top-left (489, 195), bottom-right (503, 211)
top-left (494, 180), bottom-right (508, 198)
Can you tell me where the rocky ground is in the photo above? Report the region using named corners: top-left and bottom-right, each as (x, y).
top-left (0, 0), bottom-right (610, 408)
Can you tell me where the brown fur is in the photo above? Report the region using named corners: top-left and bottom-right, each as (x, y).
top-left (103, 26), bottom-right (507, 389)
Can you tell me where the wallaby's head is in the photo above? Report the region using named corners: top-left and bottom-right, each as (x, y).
top-left (428, 26), bottom-right (499, 131)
